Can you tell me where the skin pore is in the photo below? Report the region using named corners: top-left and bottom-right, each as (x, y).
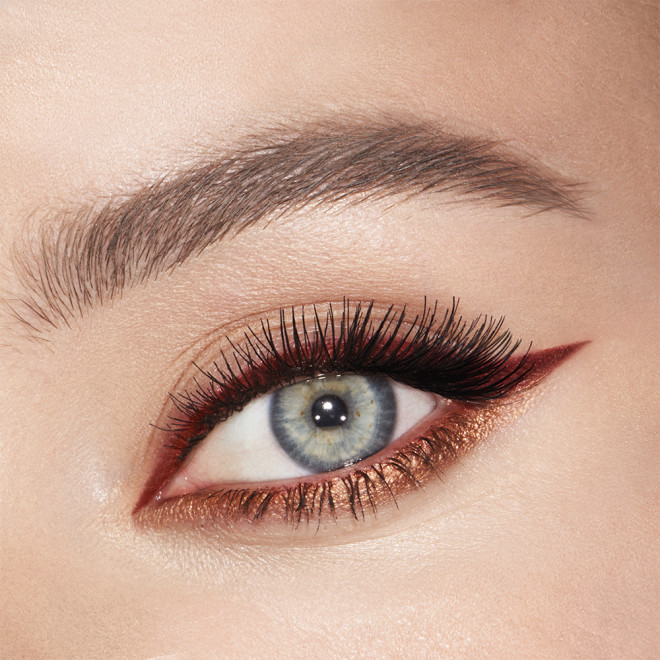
top-left (0, 2), bottom-right (657, 658)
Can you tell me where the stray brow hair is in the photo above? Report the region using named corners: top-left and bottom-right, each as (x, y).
top-left (6, 117), bottom-right (584, 338)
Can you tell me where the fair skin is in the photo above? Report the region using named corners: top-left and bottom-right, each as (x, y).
top-left (0, 2), bottom-right (657, 658)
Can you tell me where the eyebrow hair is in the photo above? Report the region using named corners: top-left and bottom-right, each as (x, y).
top-left (7, 117), bottom-right (584, 338)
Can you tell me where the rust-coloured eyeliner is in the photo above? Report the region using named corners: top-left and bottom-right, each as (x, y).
top-left (133, 299), bottom-right (586, 525)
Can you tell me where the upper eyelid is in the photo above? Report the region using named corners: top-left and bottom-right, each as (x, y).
top-left (168, 299), bottom-right (529, 413)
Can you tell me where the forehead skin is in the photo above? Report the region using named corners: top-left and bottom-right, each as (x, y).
top-left (0, 1), bottom-right (655, 225)
top-left (0, 2), bottom-right (657, 658)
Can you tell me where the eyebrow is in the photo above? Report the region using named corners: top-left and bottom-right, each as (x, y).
top-left (7, 117), bottom-right (584, 337)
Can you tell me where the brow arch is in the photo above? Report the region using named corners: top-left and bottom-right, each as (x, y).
top-left (5, 116), bottom-right (585, 339)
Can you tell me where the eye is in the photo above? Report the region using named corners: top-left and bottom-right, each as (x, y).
top-left (135, 299), bottom-right (584, 530)
top-left (161, 374), bottom-right (439, 498)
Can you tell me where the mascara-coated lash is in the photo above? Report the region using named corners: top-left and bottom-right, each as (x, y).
top-left (170, 298), bottom-right (529, 439)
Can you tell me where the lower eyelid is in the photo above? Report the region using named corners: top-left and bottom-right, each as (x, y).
top-left (134, 339), bottom-right (586, 544)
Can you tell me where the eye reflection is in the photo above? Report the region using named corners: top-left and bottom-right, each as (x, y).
top-left (161, 375), bottom-right (437, 499)
top-left (312, 395), bottom-right (348, 426)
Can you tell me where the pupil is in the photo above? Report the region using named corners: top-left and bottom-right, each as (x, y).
top-left (311, 394), bottom-right (348, 428)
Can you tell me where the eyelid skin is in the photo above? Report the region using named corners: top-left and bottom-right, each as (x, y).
top-left (133, 299), bottom-right (587, 540)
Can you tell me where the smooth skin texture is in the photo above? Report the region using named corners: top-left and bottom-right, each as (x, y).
top-left (0, 2), bottom-right (657, 658)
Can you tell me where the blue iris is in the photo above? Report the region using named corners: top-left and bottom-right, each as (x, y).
top-left (269, 374), bottom-right (397, 473)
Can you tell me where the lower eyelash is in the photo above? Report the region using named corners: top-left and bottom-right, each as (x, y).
top-left (192, 408), bottom-right (482, 526)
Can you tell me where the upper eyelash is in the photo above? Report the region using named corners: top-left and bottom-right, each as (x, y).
top-left (161, 298), bottom-right (531, 459)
